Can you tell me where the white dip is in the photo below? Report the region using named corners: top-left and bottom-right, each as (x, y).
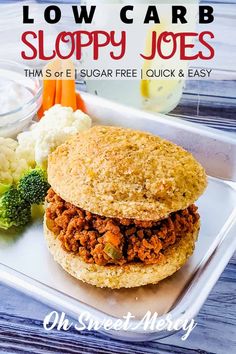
top-left (0, 79), bottom-right (33, 115)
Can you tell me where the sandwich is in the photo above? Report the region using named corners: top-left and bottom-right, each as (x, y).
top-left (44, 125), bottom-right (207, 288)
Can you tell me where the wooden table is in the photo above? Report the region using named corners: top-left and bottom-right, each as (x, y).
top-left (0, 252), bottom-right (235, 353)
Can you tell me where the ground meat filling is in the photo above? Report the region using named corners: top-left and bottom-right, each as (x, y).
top-left (46, 189), bottom-right (200, 266)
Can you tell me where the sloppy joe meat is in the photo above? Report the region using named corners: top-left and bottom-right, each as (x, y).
top-left (46, 189), bottom-right (199, 266)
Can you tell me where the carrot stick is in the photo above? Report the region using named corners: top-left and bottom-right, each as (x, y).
top-left (55, 79), bottom-right (62, 104)
top-left (60, 60), bottom-right (77, 111)
top-left (43, 79), bottom-right (56, 111)
top-left (61, 79), bottom-right (77, 111)
top-left (37, 104), bottom-right (44, 119)
top-left (76, 92), bottom-right (87, 113)
top-left (37, 79), bottom-right (56, 120)
top-left (38, 59), bottom-right (61, 119)
top-left (38, 59), bottom-right (87, 117)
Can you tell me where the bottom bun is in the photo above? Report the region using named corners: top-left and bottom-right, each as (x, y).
top-left (44, 218), bottom-right (200, 289)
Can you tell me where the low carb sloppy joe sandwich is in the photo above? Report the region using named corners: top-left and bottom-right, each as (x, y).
top-left (44, 125), bottom-right (207, 288)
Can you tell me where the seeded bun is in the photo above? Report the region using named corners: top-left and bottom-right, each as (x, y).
top-left (48, 126), bottom-right (207, 221)
top-left (44, 217), bottom-right (200, 288)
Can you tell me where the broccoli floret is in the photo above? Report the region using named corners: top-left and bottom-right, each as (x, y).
top-left (18, 167), bottom-right (50, 205)
top-left (0, 187), bottom-right (31, 230)
top-left (0, 183), bottom-right (11, 196)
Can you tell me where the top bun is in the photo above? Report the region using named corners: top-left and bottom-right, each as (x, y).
top-left (48, 126), bottom-right (207, 220)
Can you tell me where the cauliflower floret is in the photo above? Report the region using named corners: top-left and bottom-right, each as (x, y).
top-left (16, 132), bottom-right (36, 167)
top-left (0, 137), bottom-right (30, 184)
top-left (16, 104), bottom-right (92, 167)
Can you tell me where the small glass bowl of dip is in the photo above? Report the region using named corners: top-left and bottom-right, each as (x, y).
top-left (0, 60), bottom-right (42, 137)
